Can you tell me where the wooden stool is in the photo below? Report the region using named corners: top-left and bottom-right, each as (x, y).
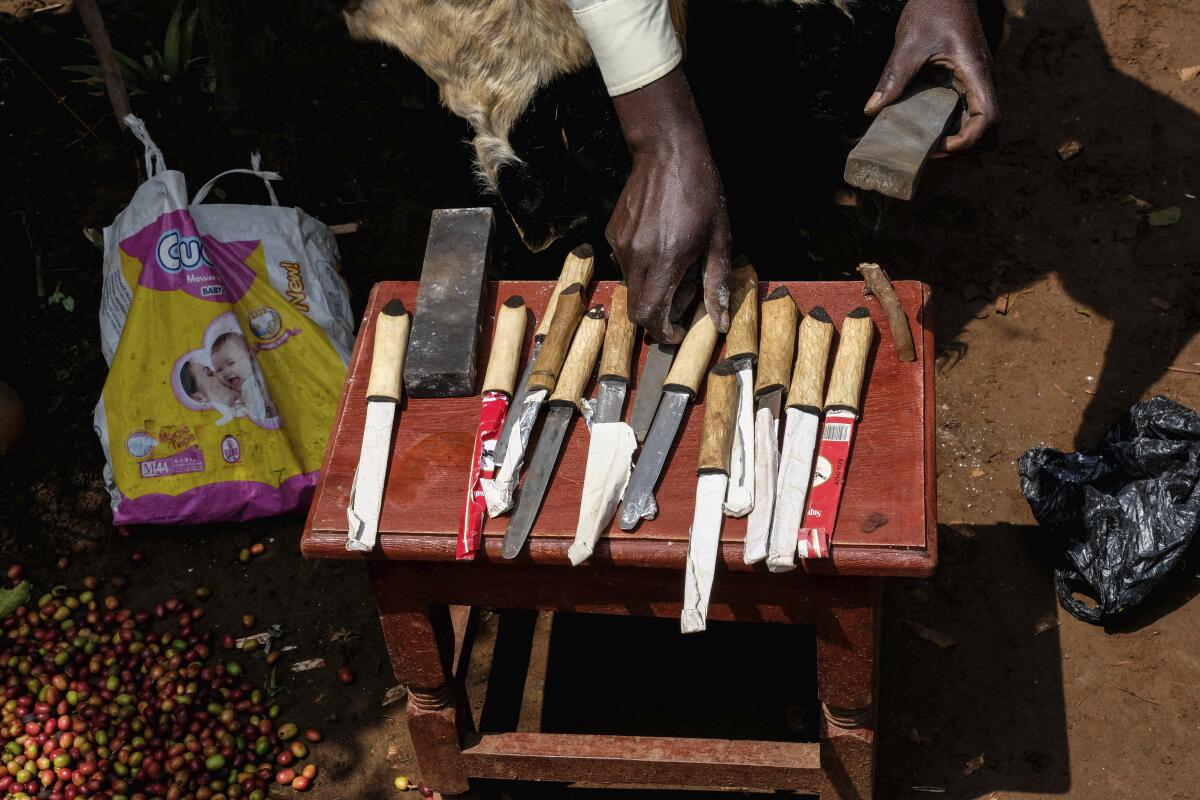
top-left (302, 280), bottom-right (936, 799)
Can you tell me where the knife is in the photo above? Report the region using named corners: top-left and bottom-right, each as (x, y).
top-left (681, 359), bottom-right (738, 634)
top-left (346, 299), bottom-right (412, 552)
top-left (629, 338), bottom-right (678, 443)
top-left (494, 244), bottom-right (595, 469)
top-left (457, 295), bottom-right (528, 560)
top-left (619, 303), bottom-right (720, 530)
top-left (483, 282), bottom-right (587, 516)
top-left (765, 306), bottom-right (834, 572)
top-left (743, 287), bottom-right (798, 564)
top-left (569, 284), bottom-right (637, 565)
top-left (721, 264), bottom-right (760, 518)
top-left (502, 304), bottom-right (607, 559)
top-left (798, 307), bottom-right (875, 559)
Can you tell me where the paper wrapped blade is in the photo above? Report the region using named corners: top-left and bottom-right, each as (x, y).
top-left (569, 422), bottom-right (637, 565)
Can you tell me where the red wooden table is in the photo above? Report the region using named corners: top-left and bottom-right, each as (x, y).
top-left (301, 280), bottom-right (936, 798)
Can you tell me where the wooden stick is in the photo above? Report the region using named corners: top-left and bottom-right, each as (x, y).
top-left (598, 284), bottom-right (636, 384)
top-left (75, 0), bottom-right (132, 131)
top-left (755, 287), bottom-right (798, 396)
top-left (824, 309), bottom-right (875, 414)
top-left (480, 296), bottom-right (528, 397)
top-left (527, 284), bottom-right (586, 394)
top-left (697, 360), bottom-right (738, 474)
top-left (663, 304), bottom-right (720, 398)
top-left (787, 308), bottom-right (834, 411)
top-left (538, 244), bottom-right (595, 339)
top-left (549, 306), bottom-right (607, 408)
top-left (858, 263), bottom-right (916, 363)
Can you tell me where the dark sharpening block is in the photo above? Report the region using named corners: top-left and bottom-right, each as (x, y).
top-left (844, 84), bottom-right (961, 201)
top-left (404, 208), bottom-right (494, 397)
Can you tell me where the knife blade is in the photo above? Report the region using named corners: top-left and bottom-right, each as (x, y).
top-left (457, 295), bottom-right (527, 560)
top-left (619, 303), bottom-right (720, 530)
top-left (570, 284), bottom-right (637, 565)
top-left (722, 264), bottom-right (760, 517)
top-left (483, 282), bottom-right (587, 516)
top-left (630, 340), bottom-right (677, 443)
top-left (503, 305), bottom-right (607, 559)
top-left (798, 307), bottom-right (875, 559)
top-left (494, 244), bottom-right (595, 468)
top-left (346, 299), bottom-right (412, 552)
top-left (681, 359), bottom-right (738, 634)
top-left (743, 287), bottom-right (798, 564)
top-left (766, 306), bottom-right (834, 572)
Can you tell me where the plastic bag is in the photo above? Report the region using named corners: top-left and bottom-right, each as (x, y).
top-left (93, 116), bottom-right (355, 525)
top-left (1018, 396), bottom-right (1200, 623)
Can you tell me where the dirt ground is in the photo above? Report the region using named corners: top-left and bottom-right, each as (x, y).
top-left (2, 0), bottom-right (1199, 799)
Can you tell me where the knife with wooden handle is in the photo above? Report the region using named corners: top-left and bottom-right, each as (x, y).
top-left (722, 264), bottom-right (760, 517)
top-left (457, 295), bottom-right (527, 559)
top-left (766, 307), bottom-right (834, 572)
top-left (681, 359), bottom-right (738, 634)
top-left (494, 244), bottom-right (595, 468)
top-left (798, 307), bottom-right (876, 559)
top-left (503, 305), bottom-right (607, 559)
top-left (484, 283), bottom-right (587, 516)
top-left (570, 285), bottom-right (637, 565)
top-left (619, 303), bottom-right (721, 530)
top-left (346, 299), bottom-right (412, 552)
top-left (743, 287), bottom-right (798, 564)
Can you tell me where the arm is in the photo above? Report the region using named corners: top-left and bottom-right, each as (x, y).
top-left (567, 0), bottom-right (731, 343)
top-left (865, 0), bottom-right (1000, 155)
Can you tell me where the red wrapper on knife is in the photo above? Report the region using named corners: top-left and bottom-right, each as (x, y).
top-left (798, 307), bottom-right (875, 559)
top-left (457, 296), bottom-right (528, 560)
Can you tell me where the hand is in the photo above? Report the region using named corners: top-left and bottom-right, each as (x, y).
top-left (865, 0), bottom-right (999, 155)
top-left (608, 67), bottom-right (731, 343)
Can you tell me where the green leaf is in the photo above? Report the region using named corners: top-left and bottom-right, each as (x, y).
top-left (182, 7), bottom-right (199, 69)
top-left (62, 64), bottom-right (105, 77)
top-left (0, 581), bottom-right (30, 620)
top-left (163, 1), bottom-right (184, 81)
top-left (1148, 206), bottom-right (1182, 227)
top-left (112, 48), bottom-right (151, 83)
top-left (62, 297), bottom-right (76, 313)
top-left (48, 282), bottom-right (64, 305)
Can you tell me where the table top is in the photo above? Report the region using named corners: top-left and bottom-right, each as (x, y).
top-left (301, 280), bottom-right (937, 577)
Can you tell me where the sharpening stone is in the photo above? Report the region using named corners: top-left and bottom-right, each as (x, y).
top-left (844, 84), bottom-right (961, 201)
top-left (404, 207), bottom-right (494, 397)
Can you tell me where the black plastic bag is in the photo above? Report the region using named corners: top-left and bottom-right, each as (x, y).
top-left (1018, 396), bottom-right (1200, 623)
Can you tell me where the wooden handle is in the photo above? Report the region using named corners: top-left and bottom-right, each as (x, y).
top-left (697, 360), bottom-right (738, 474)
top-left (527, 284), bottom-right (586, 393)
top-left (366, 299), bottom-right (412, 402)
top-left (480, 295), bottom-right (528, 396)
top-left (536, 244), bottom-right (595, 338)
top-left (724, 263), bottom-right (759, 361)
top-left (786, 306), bottom-right (834, 411)
top-left (754, 286), bottom-right (798, 396)
top-left (597, 283), bottom-right (636, 383)
top-left (824, 307), bottom-right (876, 414)
top-left (663, 304), bottom-right (720, 397)
top-left (549, 305), bottom-right (607, 406)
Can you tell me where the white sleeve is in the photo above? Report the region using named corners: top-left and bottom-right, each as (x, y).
top-left (566, 0), bottom-right (682, 96)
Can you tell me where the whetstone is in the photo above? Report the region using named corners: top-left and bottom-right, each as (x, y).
top-left (404, 208), bottom-right (494, 397)
top-left (844, 84), bottom-right (961, 201)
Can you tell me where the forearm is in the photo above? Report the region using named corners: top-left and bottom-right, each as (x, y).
top-left (611, 65), bottom-right (708, 156)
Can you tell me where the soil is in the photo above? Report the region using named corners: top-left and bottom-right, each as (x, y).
top-left (2, 1), bottom-right (1199, 799)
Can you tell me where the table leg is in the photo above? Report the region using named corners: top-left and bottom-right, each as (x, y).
top-left (816, 578), bottom-right (883, 800)
top-left (370, 561), bottom-right (470, 795)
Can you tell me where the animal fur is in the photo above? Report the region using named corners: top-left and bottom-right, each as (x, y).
top-left (344, 0), bottom-right (593, 194)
